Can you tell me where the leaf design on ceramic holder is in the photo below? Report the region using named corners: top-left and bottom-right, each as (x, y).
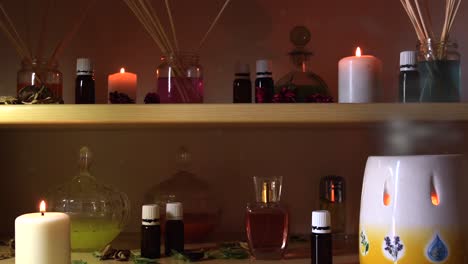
top-left (427, 235), bottom-right (448, 262)
top-left (360, 229), bottom-right (370, 256)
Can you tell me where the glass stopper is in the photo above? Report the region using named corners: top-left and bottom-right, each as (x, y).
top-left (290, 26), bottom-right (311, 48)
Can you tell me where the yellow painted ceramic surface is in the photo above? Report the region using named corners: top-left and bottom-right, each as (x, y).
top-left (359, 226), bottom-right (464, 263)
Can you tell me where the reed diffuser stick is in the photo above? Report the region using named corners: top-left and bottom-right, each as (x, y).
top-left (198, 0), bottom-right (231, 49)
top-left (0, 4), bottom-right (30, 60)
top-left (36, 0), bottom-right (53, 61)
top-left (165, 0), bottom-right (179, 52)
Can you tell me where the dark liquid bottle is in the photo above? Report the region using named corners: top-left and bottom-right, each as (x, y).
top-left (311, 210), bottom-right (332, 264)
top-left (399, 51), bottom-right (420, 103)
top-left (75, 58), bottom-right (95, 104)
top-left (233, 63), bottom-right (252, 103)
top-left (141, 204), bottom-right (161, 259)
top-left (255, 60), bottom-right (274, 103)
top-left (165, 202), bottom-right (184, 256)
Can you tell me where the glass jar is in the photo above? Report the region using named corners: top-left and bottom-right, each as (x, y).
top-left (275, 26), bottom-right (331, 103)
top-left (17, 58), bottom-right (63, 100)
top-left (144, 147), bottom-right (220, 243)
top-left (156, 52), bottom-right (203, 103)
top-left (417, 39), bottom-right (461, 102)
top-left (46, 147), bottom-right (130, 252)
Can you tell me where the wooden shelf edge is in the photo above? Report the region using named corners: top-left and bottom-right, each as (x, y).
top-left (0, 103), bottom-right (467, 128)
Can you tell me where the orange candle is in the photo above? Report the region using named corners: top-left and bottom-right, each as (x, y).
top-left (108, 68), bottom-right (137, 103)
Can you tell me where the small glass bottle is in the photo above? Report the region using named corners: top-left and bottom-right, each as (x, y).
top-left (141, 204), bottom-right (161, 259)
top-left (156, 52), bottom-right (203, 103)
top-left (255, 60), bottom-right (274, 103)
top-left (75, 58), bottom-right (95, 104)
top-left (319, 175), bottom-right (345, 234)
top-left (17, 58), bottom-right (63, 100)
top-left (233, 63), bottom-right (252, 103)
top-left (165, 202), bottom-right (184, 256)
top-left (245, 176), bottom-right (289, 260)
top-left (399, 51), bottom-right (420, 102)
top-left (311, 210), bottom-right (332, 264)
top-left (417, 38), bottom-right (461, 102)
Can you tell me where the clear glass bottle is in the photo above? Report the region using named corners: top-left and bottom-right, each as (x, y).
top-left (417, 39), bottom-right (461, 102)
top-left (46, 147), bottom-right (130, 252)
top-left (245, 176), bottom-right (289, 260)
top-left (156, 52), bottom-right (203, 103)
top-left (319, 175), bottom-right (345, 234)
top-left (17, 58), bottom-right (63, 100)
top-left (275, 26), bottom-right (330, 103)
top-left (144, 147), bottom-right (220, 243)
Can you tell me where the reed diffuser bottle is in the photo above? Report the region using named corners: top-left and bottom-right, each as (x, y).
top-left (245, 176), bottom-right (289, 260)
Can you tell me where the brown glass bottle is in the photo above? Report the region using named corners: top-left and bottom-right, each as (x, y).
top-left (75, 58), bottom-right (95, 104)
top-left (165, 202), bottom-right (184, 256)
top-left (141, 204), bottom-right (161, 259)
top-left (311, 210), bottom-right (332, 264)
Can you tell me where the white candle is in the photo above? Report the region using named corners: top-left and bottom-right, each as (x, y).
top-left (15, 201), bottom-right (70, 264)
top-left (338, 47), bottom-right (383, 103)
top-left (108, 68), bottom-right (137, 103)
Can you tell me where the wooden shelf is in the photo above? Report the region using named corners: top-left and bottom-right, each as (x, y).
top-left (0, 103), bottom-right (467, 128)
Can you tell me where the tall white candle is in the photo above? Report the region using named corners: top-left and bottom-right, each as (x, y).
top-left (338, 47), bottom-right (383, 103)
top-left (15, 201), bottom-right (70, 264)
top-left (108, 68), bottom-right (137, 103)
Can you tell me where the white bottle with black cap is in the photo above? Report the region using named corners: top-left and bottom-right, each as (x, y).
top-left (164, 202), bottom-right (184, 256)
top-left (141, 204), bottom-right (161, 259)
top-left (255, 59), bottom-right (274, 103)
top-left (75, 58), bottom-right (95, 104)
top-left (399, 51), bottom-right (420, 102)
top-left (311, 210), bottom-right (332, 264)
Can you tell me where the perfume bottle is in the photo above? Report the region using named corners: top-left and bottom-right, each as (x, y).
top-left (319, 175), bottom-right (345, 234)
top-left (245, 176), bottom-right (289, 260)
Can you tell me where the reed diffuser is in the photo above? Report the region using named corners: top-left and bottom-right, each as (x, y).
top-left (0, 1), bottom-right (94, 103)
top-left (400, 0), bottom-right (462, 102)
top-left (123, 0), bottom-right (231, 103)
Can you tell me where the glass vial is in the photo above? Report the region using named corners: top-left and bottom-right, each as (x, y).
top-left (233, 63), bottom-right (252, 103)
top-left (319, 175), bottom-right (345, 234)
top-left (165, 202), bottom-right (184, 256)
top-left (399, 51), bottom-right (419, 102)
top-left (311, 210), bottom-right (332, 264)
top-left (255, 60), bottom-right (274, 103)
top-left (141, 204), bottom-right (161, 259)
top-left (246, 176), bottom-right (289, 260)
top-left (17, 58), bottom-right (63, 100)
top-left (75, 58), bottom-right (95, 104)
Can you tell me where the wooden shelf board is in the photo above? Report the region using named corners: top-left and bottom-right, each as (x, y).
top-left (0, 103), bottom-right (466, 128)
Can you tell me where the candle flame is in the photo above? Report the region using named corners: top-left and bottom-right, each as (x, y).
top-left (431, 191), bottom-right (440, 206)
top-left (356, 47), bottom-right (362, 57)
top-left (40, 200), bottom-right (46, 213)
top-left (120, 68), bottom-right (125, 74)
top-left (383, 192), bottom-right (391, 206)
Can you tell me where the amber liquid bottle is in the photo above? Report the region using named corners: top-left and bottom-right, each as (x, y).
top-left (246, 176), bottom-right (289, 260)
top-left (75, 58), bottom-right (95, 104)
top-left (141, 204), bottom-right (161, 259)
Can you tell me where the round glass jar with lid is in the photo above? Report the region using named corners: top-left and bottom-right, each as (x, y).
top-left (145, 147), bottom-right (220, 242)
top-left (17, 58), bottom-right (63, 101)
top-left (46, 147), bottom-right (130, 252)
top-left (275, 26), bottom-right (331, 103)
top-left (156, 52), bottom-right (204, 103)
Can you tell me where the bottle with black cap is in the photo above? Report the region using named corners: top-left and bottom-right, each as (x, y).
top-left (75, 58), bottom-right (95, 104)
top-left (165, 202), bottom-right (184, 256)
top-left (141, 204), bottom-right (161, 259)
top-left (311, 210), bottom-right (332, 264)
top-left (399, 51), bottom-right (420, 102)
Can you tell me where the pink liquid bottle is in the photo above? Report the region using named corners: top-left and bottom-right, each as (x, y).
top-left (245, 176), bottom-right (289, 260)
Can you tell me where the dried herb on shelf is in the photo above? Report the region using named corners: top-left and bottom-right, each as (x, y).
top-left (72, 260), bottom-right (87, 264)
top-left (0, 85), bottom-right (63, 104)
top-left (93, 244), bottom-right (131, 261)
top-left (109, 91), bottom-right (135, 104)
top-left (144, 93), bottom-right (161, 104)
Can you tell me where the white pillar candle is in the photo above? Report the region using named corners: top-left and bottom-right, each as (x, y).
top-left (15, 201), bottom-right (70, 264)
top-left (108, 68), bottom-right (137, 103)
top-left (338, 47), bottom-right (383, 103)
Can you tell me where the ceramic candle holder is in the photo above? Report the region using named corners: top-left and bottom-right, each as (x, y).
top-left (359, 155), bottom-right (466, 263)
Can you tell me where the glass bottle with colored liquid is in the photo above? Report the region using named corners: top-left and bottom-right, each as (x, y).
top-left (255, 60), bottom-right (274, 103)
top-left (245, 176), bottom-right (289, 259)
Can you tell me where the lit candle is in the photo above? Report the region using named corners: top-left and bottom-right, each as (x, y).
top-left (108, 68), bottom-right (137, 103)
top-left (15, 201), bottom-right (70, 264)
top-left (338, 47), bottom-right (383, 103)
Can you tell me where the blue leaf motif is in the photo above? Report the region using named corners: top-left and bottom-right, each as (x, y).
top-left (427, 235), bottom-right (448, 262)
